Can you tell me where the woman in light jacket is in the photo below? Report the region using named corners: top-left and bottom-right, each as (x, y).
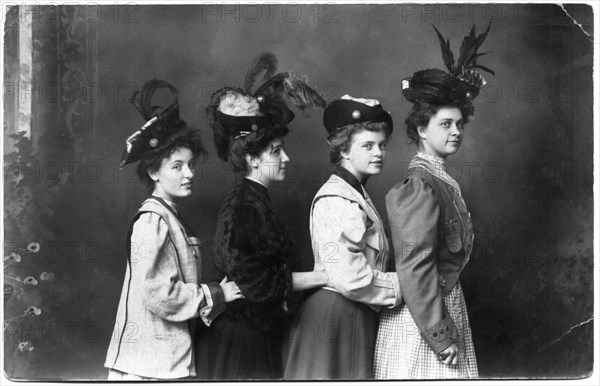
top-left (105, 80), bottom-right (242, 380)
top-left (284, 95), bottom-right (402, 380)
top-left (374, 23), bottom-right (493, 379)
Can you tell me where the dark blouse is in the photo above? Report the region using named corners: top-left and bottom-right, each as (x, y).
top-left (213, 178), bottom-right (301, 337)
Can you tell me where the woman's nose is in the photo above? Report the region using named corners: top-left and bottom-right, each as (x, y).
top-left (183, 165), bottom-right (194, 177)
top-left (281, 150), bottom-right (290, 163)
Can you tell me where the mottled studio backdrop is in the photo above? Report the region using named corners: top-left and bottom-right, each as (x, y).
top-left (3, 3), bottom-right (594, 380)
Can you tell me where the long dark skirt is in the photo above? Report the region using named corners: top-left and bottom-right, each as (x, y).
top-left (195, 317), bottom-right (283, 380)
top-left (283, 289), bottom-right (378, 380)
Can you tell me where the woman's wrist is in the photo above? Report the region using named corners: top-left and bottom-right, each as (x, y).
top-left (291, 271), bottom-right (328, 291)
top-left (319, 270), bottom-right (329, 287)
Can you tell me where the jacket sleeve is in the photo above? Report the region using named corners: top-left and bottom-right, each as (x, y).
top-left (198, 282), bottom-right (226, 326)
top-left (225, 204), bottom-right (292, 304)
top-left (312, 196), bottom-right (400, 307)
top-left (131, 212), bottom-right (212, 322)
top-left (386, 176), bottom-right (458, 354)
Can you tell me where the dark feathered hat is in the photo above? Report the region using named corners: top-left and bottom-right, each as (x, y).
top-left (120, 79), bottom-right (187, 166)
top-left (323, 95), bottom-right (393, 135)
top-left (402, 22), bottom-right (494, 113)
top-left (208, 52), bottom-right (327, 162)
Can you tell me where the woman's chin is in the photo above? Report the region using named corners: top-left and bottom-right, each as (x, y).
top-left (367, 165), bottom-right (383, 175)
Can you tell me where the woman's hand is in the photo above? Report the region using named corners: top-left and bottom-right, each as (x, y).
top-left (437, 343), bottom-right (458, 366)
top-left (219, 276), bottom-right (244, 303)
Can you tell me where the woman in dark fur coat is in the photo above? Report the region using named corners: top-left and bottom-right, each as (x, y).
top-left (194, 53), bottom-right (329, 380)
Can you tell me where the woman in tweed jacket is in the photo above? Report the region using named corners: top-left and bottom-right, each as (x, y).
top-left (105, 80), bottom-right (242, 380)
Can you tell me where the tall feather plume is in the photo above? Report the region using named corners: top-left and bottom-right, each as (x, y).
top-left (244, 52), bottom-right (278, 94)
top-left (455, 21), bottom-right (494, 77)
top-left (254, 72), bottom-right (327, 110)
top-left (431, 22), bottom-right (494, 89)
top-left (130, 79), bottom-right (179, 121)
top-left (282, 74), bottom-right (328, 109)
top-left (432, 24), bottom-right (455, 74)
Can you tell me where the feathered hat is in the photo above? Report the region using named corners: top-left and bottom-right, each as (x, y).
top-left (402, 22), bottom-right (494, 114)
top-left (120, 79), bottom-right (188, 166)
top-left (208, 52), bottom-right (327, 162)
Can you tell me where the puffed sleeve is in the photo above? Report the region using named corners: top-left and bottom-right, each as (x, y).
top-left (386, 176), bottom-right (458, 354)
top-left (131, 212), bottom-right (213, 322)
top-left (225, 204), bottom-right (292, 304)
top-left (312, 196), bottom-right (400, 308)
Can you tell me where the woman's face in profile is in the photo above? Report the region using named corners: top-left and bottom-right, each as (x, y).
top-left (419, 106), bottom-right (464, 159)
top-left (341, 129), bottom-right (387, 181)
top-left (254, 137), bottom-right (290, 184)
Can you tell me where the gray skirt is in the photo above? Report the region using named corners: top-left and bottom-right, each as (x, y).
top-left (283, 288), bottom-right (378, 380)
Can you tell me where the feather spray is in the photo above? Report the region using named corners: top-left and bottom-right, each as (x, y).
top-left (432, 21), bottom-right (494, 88)
top-left (244, 52), bottom-right (278, 94)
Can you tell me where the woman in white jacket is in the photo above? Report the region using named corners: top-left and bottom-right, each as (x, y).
top-left (284, 95), bottom-right (401, 380)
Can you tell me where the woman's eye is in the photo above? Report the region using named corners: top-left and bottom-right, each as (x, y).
top-left (457, 122), bottom-right (464, 130)
top-left (364, 144), bottom-right (373, 150)
top-left (441, 121), bottom-right (451, 128)
top-left (380, 143), bottom-right (386, 150)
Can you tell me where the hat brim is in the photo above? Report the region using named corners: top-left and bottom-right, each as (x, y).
top-left (402, 71), bottom-right (479, 106)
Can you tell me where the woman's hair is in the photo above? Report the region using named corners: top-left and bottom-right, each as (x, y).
top-left (224, 125), bottom-right (289, 173)
top-left (327, 121), bottom-right (391, 165)
top-left (207, 87), bottom-right (289, 174)
top-left (405, 102), bottom-right (472, 144)
top-left (136, 127), bottom-right (207, 192)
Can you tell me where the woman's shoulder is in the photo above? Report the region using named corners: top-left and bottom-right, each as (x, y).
top-left (312, 195), bottom-right (367, 232)
top-left (224, 180), bottom-right (270, 206)
top-left (135, 199), bottom-right (167, 223)
top-left (313, 194), bottom-right (359, 212)
top-left (314, 174), bottom-right (361, 203)
top-left (217, 184), bottom-right (270, 236)
top-left (131, 211), bottom-right (169, 243)
top-left (386, 169), bottom-right (437, 205)
top-left (221, 184), bottom-right (269, 215)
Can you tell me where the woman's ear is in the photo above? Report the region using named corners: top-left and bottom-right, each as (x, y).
top-left (148, 170), bottom-right (159, 182)
top-left (417, 125), bottom-right (427, 140)
top-left (246, 153), bottom-right (259, 169)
